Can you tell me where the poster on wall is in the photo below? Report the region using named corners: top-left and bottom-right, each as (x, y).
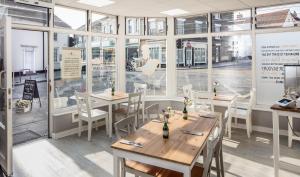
top-left (256, 32), bottom-right (300, 105)
top-left (61, 48), bottom-right (82, 79)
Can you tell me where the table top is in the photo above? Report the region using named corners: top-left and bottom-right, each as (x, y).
top-left (91, 91), bottom-right (128, 101)
top-left (271, 104), bottom-right (300, 113)
top-left (111, 111), bottom-right (219, 166)
top-left (213, 95), bottom-right (235, 101)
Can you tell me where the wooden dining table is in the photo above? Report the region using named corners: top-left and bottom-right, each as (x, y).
top-left (111, 111), bottom-right (221, 177)
top-left (91, 91), bottom-right (129, 137)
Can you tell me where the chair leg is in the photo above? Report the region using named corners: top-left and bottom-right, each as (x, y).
top-left (215, 151), bottom-right (221, 177)
top-left (88, 121), bottom-right (93, 141)
top-left (95, 120), bottom-right (99, 131)
top-left (78, 120), bottom-right (82, 137)
top-left (142, 109), bottom-right (145, 124)
top-left (246, 118), bottom-right (251, 138)
top-left (220, 146), bottom-right (225, 177)
top-left (288, 116), bottom-right (293, 148)
top-left (228, 117), bottom-right (232, 139)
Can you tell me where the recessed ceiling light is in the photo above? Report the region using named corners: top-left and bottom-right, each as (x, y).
top-left (160, 9), bottom-right (188, 16)
top-left (77, 0), bottom-right (115, 8)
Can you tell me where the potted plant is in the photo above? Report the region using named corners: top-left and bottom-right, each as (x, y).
top-left (183, 97), bottom-right (192, 120)
top-left (15, 99), bottom-right (31, 113)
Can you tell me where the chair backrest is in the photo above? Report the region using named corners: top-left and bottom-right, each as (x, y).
top-left (141, 59), bottom-right (160, 76)
top-left (127, 92), bottom-right (142, 116)
top-left (203, 127), bottom-right (220, 177)
top-left (191, 90), bottom-right (214, 112)
top-left (134, 83), bottom-right (147, 99)
top-left (182, 84), bottom-right (193, 98)
top-left (144, 103), bottom-right (160, 122)
top-left (75, 91), bottom-right (91, 118)
top-left (114, 115), bottom-right (136, 140)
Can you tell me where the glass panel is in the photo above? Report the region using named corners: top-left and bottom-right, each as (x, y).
top-left (175, 15), bottom-right (208, 35)
top-left (126, 17), bottom-right (144, 35)
top-left (54, 33), bottom-right (87, 109)
top-left (92, 37), bottom-right (117, 93)
top-left (126, 39), bottom-right (166, 95)
top-left (256, 3), bottom-right (300, 29)
top-left (91, 13), bottom-right (117, 34)
top-left (54, 6), bottom-right (86, 31)
top-left (212, 9), bottom-right (251, 32)
top-left (212, 35), bottom-right (252, 95)
top-left (147, 18), bottom-right (167, 36)
top-left (176, 38), bottom-right (208, 96)
top-left (0, 1), bottom-right (48, 26)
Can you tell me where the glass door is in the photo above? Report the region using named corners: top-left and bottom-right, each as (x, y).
top-left (0, 16), bottom-right (13, 176)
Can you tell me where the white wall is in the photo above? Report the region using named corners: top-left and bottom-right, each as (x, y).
top-left (12, 29), bottom-right (47, 72)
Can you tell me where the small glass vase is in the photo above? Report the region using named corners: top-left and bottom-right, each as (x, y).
top-left (183, 106), bottom-right (188, 120)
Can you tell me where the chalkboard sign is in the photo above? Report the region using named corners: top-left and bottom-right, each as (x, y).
top-left (22, 80), bottom-right (41, 107)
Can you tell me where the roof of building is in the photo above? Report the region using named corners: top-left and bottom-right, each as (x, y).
top-left (256, 9), bottom-right (300, 28)
top-left (54, 15), bottom-right (71, 28)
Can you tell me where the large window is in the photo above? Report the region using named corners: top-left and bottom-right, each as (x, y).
top-left (256, 32), bottom-right (300, 105)
top-left (212, 35), bottom-right (252, 95)
top-left (126, 17), bottom-right (145, 35)
top-left (91, 12), bottom-right (117, 34)
top-left (147, 18), bottom-right (167, 36)
top-left (126, 39), bottom-right (166, 95)
top-left (176, 38), bottom-right (208, 96)
top-left (54, 33), bottom-right (87, 109)
top-left (256, 3), bottom-right (300, 29)
top-left (92, 37), bottom-right (117, 93)
top-left (54, 6), bottom-right (87, 31)
top-left (1, 1), bottom-right (48, 26)
top-left (175, 15), bottom-right (208, 35)
top-left (212, 9), bottom-right (251, 32)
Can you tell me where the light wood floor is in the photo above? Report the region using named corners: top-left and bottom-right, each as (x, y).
top-left (13, 127), bottom-right (300, 177)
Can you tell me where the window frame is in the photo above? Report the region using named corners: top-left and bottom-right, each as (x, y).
top-left (211, 8), bottom-right (253, 33)
top-left (146, 17), bottom-right (168, 36)
top-left (125, 17), bottom-right (146, 36)
top-left (91, 11), bottom-right (118, 35)
top-left (174, 14), bottom-right (208, 35)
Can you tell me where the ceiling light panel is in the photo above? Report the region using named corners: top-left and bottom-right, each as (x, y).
top-left (160, 9), bottom-right (188, 16)
top-left (77, 0), bottom-right (115, 8)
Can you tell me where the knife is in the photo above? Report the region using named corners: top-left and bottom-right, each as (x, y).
top-left (120, 140), bottom-right (143, 148)
top-left (182, 130), bottom-right (204, 136)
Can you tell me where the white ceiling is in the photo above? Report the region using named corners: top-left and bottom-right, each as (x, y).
top-left (55, 0), bottom-right (300, 17)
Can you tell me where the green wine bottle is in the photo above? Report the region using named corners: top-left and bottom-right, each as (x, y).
top-left (111, 87), bottom-right (115, 96)
top-left (183, 106), bottom-right (188, 120)
top-left (163, 122), bottom-right (169, 139)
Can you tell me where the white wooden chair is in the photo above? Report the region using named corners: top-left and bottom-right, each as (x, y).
top-left (144, 103), bottom-right (161, 123)
top-left (75, 92), bottom-right (108, 141)
top-left (182, 84), bottom-right (193, 98)
top-left (114, 92), bottom-right (142, 128)
top-left (188, 90), bottom-right (214, 112)
top-left (213, 96), bottom-right (237, 177)
top-left (227, 89), bottom-right (255, 139)
top-left (122, 83), bottom-right (147, 123)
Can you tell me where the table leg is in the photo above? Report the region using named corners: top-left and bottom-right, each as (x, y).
top-left (183, 167), bottom-right (191, 177)
top-left (109, 104), bottom-right (113, 138)
top-left (113, 155), bottom-right (121, 177)
top-left (272, 111), bottom-right (280, 177)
